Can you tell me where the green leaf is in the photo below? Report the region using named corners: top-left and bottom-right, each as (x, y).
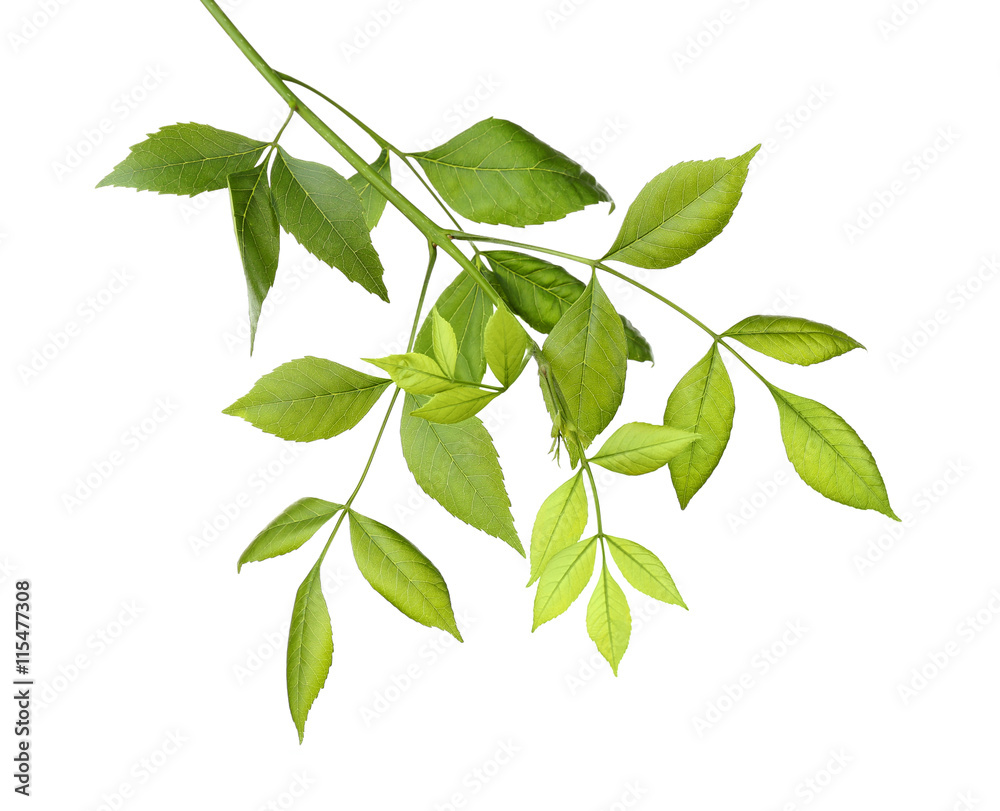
top-left (587, 561), bottom-right (631, 675)
top-left (409, 386), bottom-right (499, 424)
top-left (270, 147), bottom-right (388, 301)
top-left (663, 345), bottom-right (735, 508)
top-left (603, 145), bottom-right (759, 269)
top-left (723, 315), bottom-right (864, 366)
top-left (228, 162), bottom-right (280, 353)
top-left (364, 353), bottom-right (457, 395)
top-left (415, 270), bottom-right (493, 384)
top-left (223, 356), bottom-right (391, 442)
top-left (346, 148), bottom-right (391, 230)
top-left (589, 422), bottom-right (698, 476)
top-left (606, 536), bottom-right (686, 608)
top-left (532, 535), bottom-right (598, 630)
top-left (411, 118), bottom-right (613, 227)
top-left (542, 272), bottom-right (627, 448)
top-left (527, 472), bottom-right (588, 586)
top-left (769, 386), bottom-right (898, 520)
top-left (347, 510), bottom-right (462, 640)
top-left (430, 308), bottom-right (459, 377)
top-left (484, 307), bottom-right (529, 387)
top-left (97, 123), bottom-right (268, 196)
top-left (238, 498), bottom-right (343, 572)
top-left (483, 251), bottom-right (653, 363)
top-left (286, 562), bottom-right (332, 744)
top-left (400, 394), bottom-right (523, 554)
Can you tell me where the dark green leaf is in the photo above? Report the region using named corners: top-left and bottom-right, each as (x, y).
top-left (223, 356), bottom-right (391, 442)
top-left (270, 147), bottom-right (387, 301)
top-left (603, 146), bottom-right (759, 269)
top-left (228, 162), bottom-right (280, 353)
top-left (411, 118), bottom-right (613, 227)
top-left (347, 148), bottom-right (391, 230)
top-left (97, 123), bottom-right (268, 196)
top-left (238, 498), bottom-right (342, 572)
top-left (723, 315), bottom-right (864, 366)
top-left (348, 510), bottom-right (462, 640)
top-left (663, 345), bottom-right (735, 508)
top-left (287, 562), bottom-right (332, 743)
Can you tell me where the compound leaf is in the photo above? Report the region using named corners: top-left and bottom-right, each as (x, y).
top-left (228, 162), bottom-right (280, 353)
top-left (663, 345), bottom-right (735, 508)
top-left (606, 536), bottom-right (686, 608)
top-left (223, 356), bottom-right (390, 442)
top-left (770, 385), bottom-right (898, 520)
top-left (400, 394), bottom-right (522, 554)
top-left (723, 315), bottom-right (864, 366)
top-left (347, 148), bottom-right (391, 230)
top-left (587, 562), bottom-right (631, 675)
top-left (603, 146), bottom-right (759, 269)
top-left (527, 472), bottom-right (588, 586)
top-left (532, 535), bottom-right (597, 630)
top-left (542, 272), bottom-right (627, 448)
top-left (97, 122), bottom-right (268, 196)
top-left (238, 498), bottom-right (343, 572)
top-left (590, 422), bottom-right (698, 476)
top-left (287, 562), bottom-right (332, 744)
top-left (348, 510), bottom-right (462, 640)
top-left (411, 118), bottom-right (613, 227)
top-left (270, 146), bottom-right (387, 301)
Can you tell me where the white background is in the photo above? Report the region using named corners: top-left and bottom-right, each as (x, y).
top-left (4, 0), bottom-right (999, 808)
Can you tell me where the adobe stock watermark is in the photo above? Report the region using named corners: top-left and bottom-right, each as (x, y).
top-left (749, 85), bottom-right (834, 178)
top-left (17, 267), bottom-right (135, 385)
top-left (896, 587), bottom-right (1000, 705)
top-left (62, 398), bottom-right (179, 514)
top-left (877, 0), bottom-right (934, 40)
top-left (692, 619), bottom-right (808, 736)
top-left (34, 601), bottom-right (143, 714)
top-left (726, 467), bottom-right (794, 534)
top-left (886, 254), bottom-right (997, 372)
top-left (767, 749), bottom-right (854, 811)
top-left (257, 773), bottom-right (316, 811)
top-left (593, 783), bottom-right (646, 811)
top-left (7, 0), bottom-right (73, 54)
top-left (843, 126), bottom-right (959, 244)
top-left (360, 611), bottom-right (475, 726)
top-left (430, 739), bottom-right (520, 811)
top-left (408, 74), bottom-right (502, 154)
top-left (545, 0), bottom-right (593, 30)
top-left (852, 460), bottom-right (970, 575)
top-left (90, 730), bottom-right (189, 811)
top-left (672, 0), bottom-right (757, 73)
top-left (571, 116), bottom-right (628, 170)
top-left (341, 0), bottom-right (404, 63)
top-left (52, 66), bottom-right (169, 182)
top-left (188, 444), bottom-right (306, 555)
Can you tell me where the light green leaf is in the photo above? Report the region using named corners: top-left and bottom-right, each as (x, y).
top-left (483, 251), bottom-right (653, 363)
top-left (606, 536), bottom-right (686, 608)
top-left (238, 498), bottom-right (343, 572)
top-left (411, 118), bottom-right (613, 227)
top-left (228, 162), bottom-right (280, 353)
top-left (409, 386), bottom-right (499, 424)
top-left (587, 561), bottom-right (631, 675)
top-left (270, 147), bottom-right (388, 301)
top-left (415, 270), bottom-right (493, 383)
top-left (400, 395), bottom-right (523, 554)
top-left (723, 315), bottom-right (864, 366)
top-left (527, 472), bottom-right (588, 586)
top-left (603, 145), bottom-right (759, 269)
top-left (223, 356), bottom-right (390, 442)
top-left (663, 345), bottom-right (735, 508)
top-left (542, 272), bottom-right (627, 448)
top-left (348, 510), bottom-right (462, 640)
top-left (364, 353), bottom-right (457, 395)
top-left (287, 562), bottom-right (332, 744)
top-left (532, 535), bottom-right (597, 630)
top-left (769, 386), bottom-right (898, 520)
top-left (431, 308), bottom-right (459, 377)
top-left (347, 148), bottom-right (391, 230)
top-left (589, 422), bottom-right (698, 476)
top-left (485, 307), bottom-right (529, 387)
top-left (97, 123), bottom-right (268, 196)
